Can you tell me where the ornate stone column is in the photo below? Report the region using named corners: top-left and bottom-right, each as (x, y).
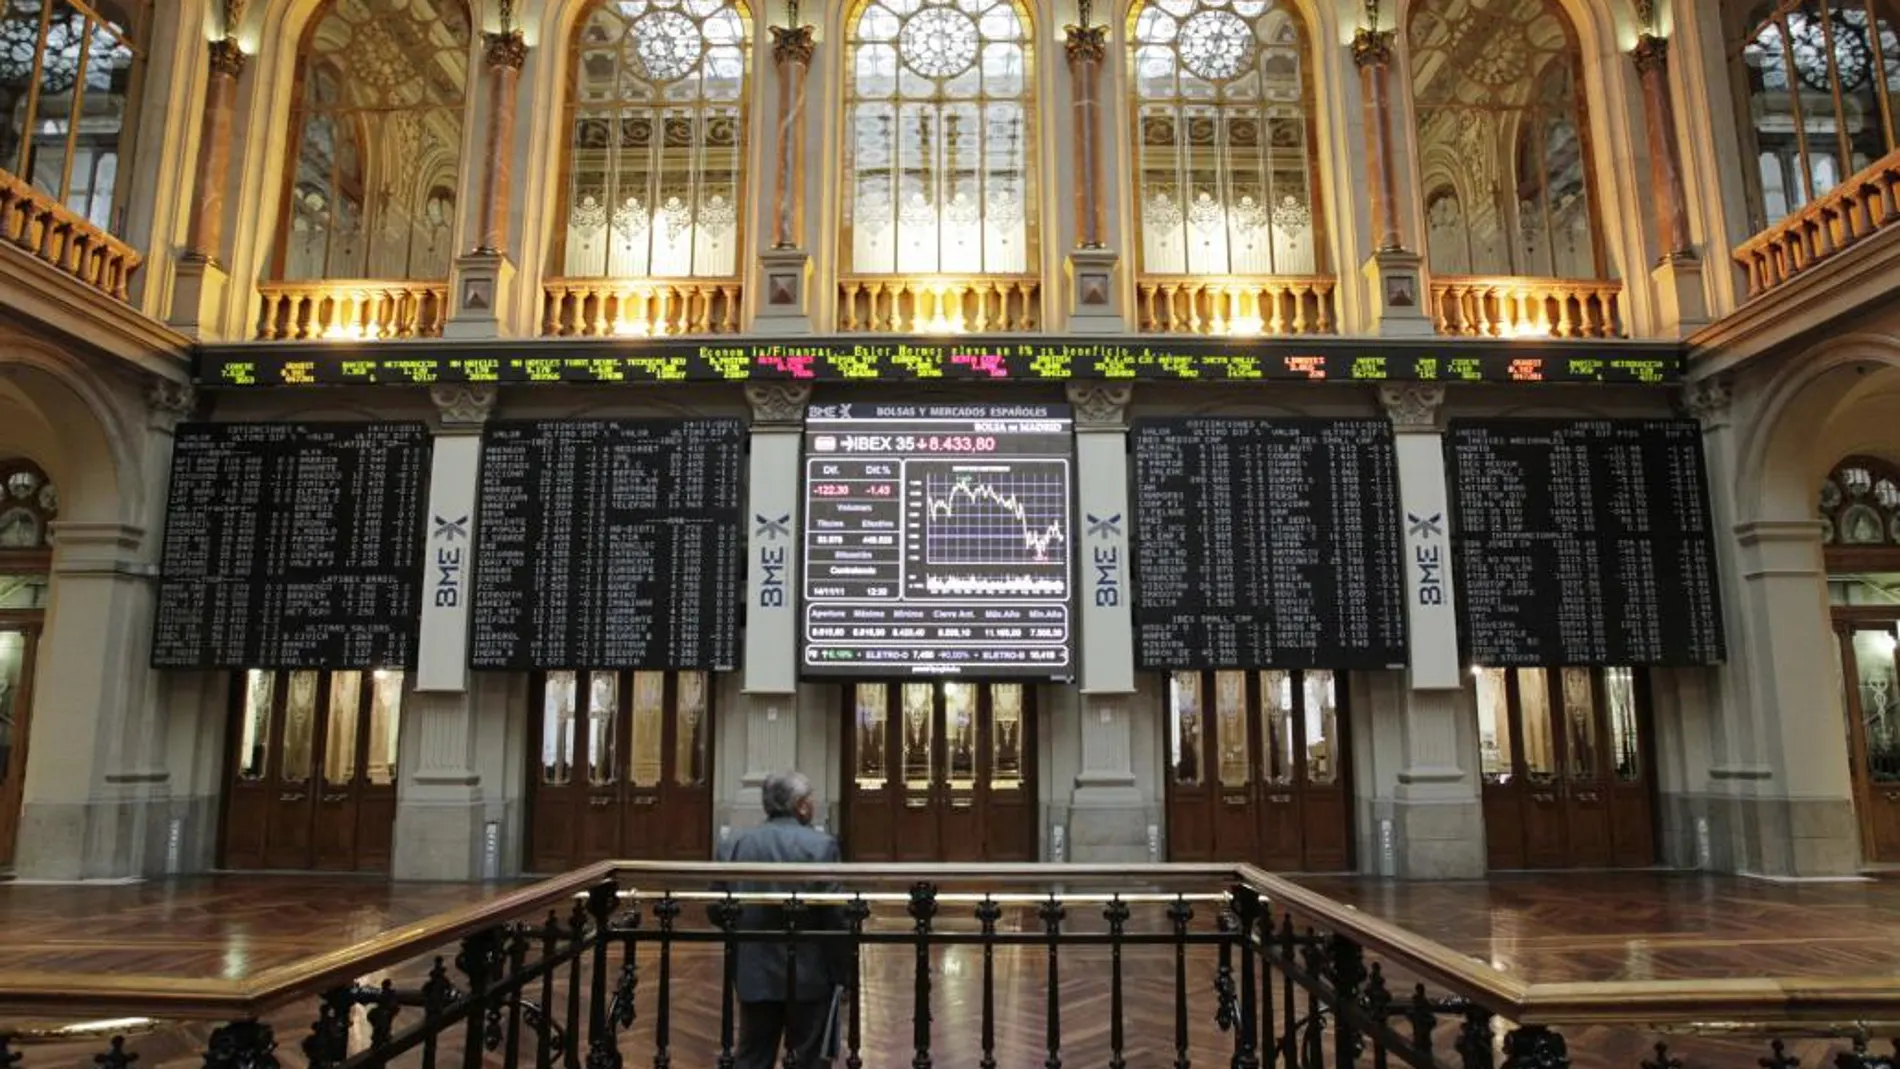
top-left (447, 6), bottom-right (528, 340)
top-left (1632, 16), bottom-right (1709, 336)
top-left (168, 2), bottom-right (249, 338)
top-left (1353, 5), bottom-right (1431, 336)
top-left (756, 12), bottom-right (818, 333)
top-left (1063, 4), bottom-right (1124, 332)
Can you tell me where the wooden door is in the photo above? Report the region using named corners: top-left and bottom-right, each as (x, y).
top-left (1165, 670), bottom-right (1353, 871)
top-left (1839, 618), bottom-right (1900, 862)
top-left (221, 669), bottom-right (405, 872)
top-left (527, 670), bottom-right (716, 872)
top-left (0, 624), bottom-right (40, 868)
top-left (842, 681), bottom-right (1035, 862)
top-left (1476, 666), bottom-right (1656, 869)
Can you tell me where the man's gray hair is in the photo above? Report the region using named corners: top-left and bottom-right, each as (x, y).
top-left (761, 769), bottom-right (814, 818)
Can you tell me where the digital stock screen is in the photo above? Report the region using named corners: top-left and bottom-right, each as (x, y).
top-left (801, 403), bottom-right (1075, 678)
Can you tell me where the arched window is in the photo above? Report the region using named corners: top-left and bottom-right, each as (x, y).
top-left (842, 0), bottom-right (1037, 276)
top-left (556, 0), bottom-right (751, 280)
top-left (1820, 455), bottom-right (1900, 549)
top-left (278, 0), bottom-right (471, 281)
top-left (1128, 0), bottom-right (1323, 277)
top-left (1409, 0), bottom-right (1602, 279)
top-left (1736, 1), bottom-right (1900, 230)
top-left (0, 1), bottom-right (144, 233)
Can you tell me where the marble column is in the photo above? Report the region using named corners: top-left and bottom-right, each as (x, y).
top-left (1632, 33), bottom-right (1709, 335)
top-left (168, 37), bottom-right (246, 338)
top-left (1376, 383), bottom-right (1483, 878)
top-left (447, 29), bottom-right (528, 340)
top-left (392, 384), bottom-right (498, 880)
top-left (1063, 12), bottom-right (1124, 332)
top-left (1063, 382), bottom-right (1149, 862)
top-left (756, 23), bottom-right (817, 332)
top-left (1353, 24), bottom-right (1431, 336)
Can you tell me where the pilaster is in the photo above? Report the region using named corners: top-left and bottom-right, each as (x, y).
top-left (1352, 25), bottom-right (1433, 337)
top-left (1632, 33), bottom-right (1709, 336)
top-left (743, 382), bottom-right (809, 696)
top-left (756, 22), bottom-right (817, 334)
top-left (446, 26), bottom-right (527, 340)
top-left (1062, 18), bottom-right (1125, 332)
top-left (168, 37), bottom-right (245, 339)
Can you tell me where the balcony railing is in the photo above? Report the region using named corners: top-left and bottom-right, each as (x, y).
top-left (838, 275), bottom-right (1042, 332)
top-left (1137, 275), bottom-right (1338, 335)
top-left (542, 278), bottom-right (742, 337)
top-left (5, 861), bottom-right (1900, 1068)
top-left (0, 171), bottom-right (140, 302)
top-left (1733, 148), bottom-right (1900, 299)
top-left (255, 280), bottom-right (449, 340)
top-left (1430, 275), bottom-right (1625, 338)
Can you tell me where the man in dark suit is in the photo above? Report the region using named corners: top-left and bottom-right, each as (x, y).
top-left (715, 770), bottom-right (853, 1069)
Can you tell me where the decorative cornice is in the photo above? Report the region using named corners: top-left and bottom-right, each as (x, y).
top-left (431, 382), bottom-right (498, 427)
top-left (483, 28), bottom-right (527, 71)
top-left (1064, 24), bottom-right (1107, 64)
top-left (1065, 381), bottom-right (1132, 428)
top-left (1678, 376), bottom-right (1732, 426)
top-left (745, 381), bottom-right (811, 425)
top-left (1378, 382), bottom-right (1446, 431)
top-left (1351, 28), bottom-right (1394, 69)
top-left (1631, 32), bottom-right (1668, 74)
top-left (770, 24), bottom-right (816, 67)
top-left (206, 37), bottom-right (247, 78)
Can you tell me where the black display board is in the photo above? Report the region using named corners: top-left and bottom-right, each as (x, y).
top-left (801, 403), bottom-right (1074, 678)
top-left (471, 419), bottom-right (745, 671)
top-left (1445, 419), bottom-right (1726, 666)
top-left (152, 422), bottom-right (429, 669)
top-left (1131, 419), bottom-right (1408, 670)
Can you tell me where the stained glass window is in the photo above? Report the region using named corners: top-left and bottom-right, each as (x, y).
top-left (1128, 0), bottom-right (1321, 276)
top-left (1738, 2), bottom-right (1900, 229)
top-left (1817, 455), bottom-right (1900, 548)
top-left (558, 0), bottom-right (750, 279)
top-left (0, 1), bottom-right (141, 232)
top-left (1409, 0), bottom-right (1601, 279)
top-left (843, 0), bottom-right (1037, 275)
top-left (280, 0), bottom-right (469, 281)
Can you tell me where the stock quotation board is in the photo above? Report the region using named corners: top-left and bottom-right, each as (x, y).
top-left (470, 419), bottom-right (745, 671)
top-left (1445, 419), bottom-right (1726, 666)
top-left (801, 403), bottom-right (1074, 678)
top-left (152, 422), bottom-right (430, 669)
top-left (1132, 419), bottom-right (1409, 670)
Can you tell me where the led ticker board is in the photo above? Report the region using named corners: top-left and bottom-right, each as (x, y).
top-left (802, 403), bottom-right (1075, 678)
top-left (197, 337), bottom-right (1683, 387)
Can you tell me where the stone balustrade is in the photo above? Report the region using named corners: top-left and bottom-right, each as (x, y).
top-left (837, 275), bottom-right (1041, 333)
top-left (542, 278), bottom-right (742, 337)
top-left (1429, 275), bottom-right (1625, 338)
top-left (1733, 149), bottom-right (1900, 300)
top-left (0, 171), bottom-right (140, 302)
top-left (1136, 275), bottom-right (1337, 335)
top-left (254, 281), bottom-right (449, 340)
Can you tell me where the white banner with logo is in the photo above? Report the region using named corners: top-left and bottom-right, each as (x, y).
top-left (1076, 429), bottom-right (1135, 694)
top-left (744, 429), bottom-right (800, 694)
top-left (1394, 432), bottom-right (1461, 689)
top-left (415, 434), bottom-right (480, 692)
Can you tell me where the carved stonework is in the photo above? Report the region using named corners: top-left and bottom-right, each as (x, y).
top-left (483, 29), bottom-right (527, 70)
top-left (1378, 382), bottom-right (1446, 431)
top-left (431, 383), bottom-right (498, 427)
top-left (1351, 28), bottom-right (1393, 68)
top-left (1634, 0), bottom-right (1656, 34)
top-left (745, 381), bottom-right (812, 426)
top-left (1631, 32), bottom-right (1668, 74)
top-left (1066, 382), bottom-right (1132, 428)
top-left (222, 0), bottom-right (250, 37)
top-left (147, 379), bottom-right (197, 426)
top-left (207, 37), bottom-right (247, 78)
top-left (1065, 25), bottom-right (1107, 64)
top-left (1679, 376), bottom-right (1732, 425)
top-left (771, 24), bottom-right (815, 67)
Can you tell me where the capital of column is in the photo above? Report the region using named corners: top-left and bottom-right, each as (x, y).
top-left (771, 24), bottom-right (816, 67)
top-left (146, 378), bottom-right (198, 430)
top-left (1678, 375), bottom-right (1733, 429)
top-left (1378, 382), bottom-right (1446, 432)
top-left (483, 28), bottom-right (527, 70)
top-left (746, 381), bottom-right (812, 426)
top-left (1631, 32), bottom-right (1668, 75)
top-left (207, 37), bottom-right (247, 78)
top-left (430, 383), bottom-right (498, 428)
top-left (1066, 382), bottom-right (1132, 429)
top-left (1351, 28), bottom-right (1394, 69)
top-left (1065, 24), bottom-right (1107, 64)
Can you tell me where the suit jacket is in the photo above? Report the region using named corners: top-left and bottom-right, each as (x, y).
top-left (714, 816), bottom-right (854, 1003)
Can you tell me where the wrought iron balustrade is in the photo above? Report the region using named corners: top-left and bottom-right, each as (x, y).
top-left (2, 862), bottom-right (1899, 1069)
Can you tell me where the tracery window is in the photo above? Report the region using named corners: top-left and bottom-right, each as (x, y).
top-left (842, 0), bottom-right (1037, 276)
top-left (1819, 455), bottom-right (1900, 548)
top-left (1408, 0), bottom-right (1602, 279)
top-left (278, 0), bottom-right (470, 282)
top-left (1737, 1), bottom-right (1900, 230)
top-left (1128, 0), bottom-right (1322, 277)
top-left (557, 0), bottom-right (750, 280)
top-left (0, 1), bottom-right (143, 233)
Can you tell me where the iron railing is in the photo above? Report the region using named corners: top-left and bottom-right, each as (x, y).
top-left (1, 862), bottom-right (1897, 1068)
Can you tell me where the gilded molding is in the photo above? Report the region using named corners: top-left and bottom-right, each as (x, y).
top-left (1065, 25), bottom-right (1107, 64)
top-left (1631, 32), bottom-right (1668, 74)
top-left (207, 37), bottom-right (247, 78)
top-left (483, 29), bottom-right (527, 71)
top-left (746, 381), bottom-right (812, 425)
top-left (1351, 28), bottom-right (1393, 68)
top-left (770, 24), bottom-right (816, 67)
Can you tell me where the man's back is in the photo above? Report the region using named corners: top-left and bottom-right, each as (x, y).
top-left (716, 816), bottom-right (846, 1003)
